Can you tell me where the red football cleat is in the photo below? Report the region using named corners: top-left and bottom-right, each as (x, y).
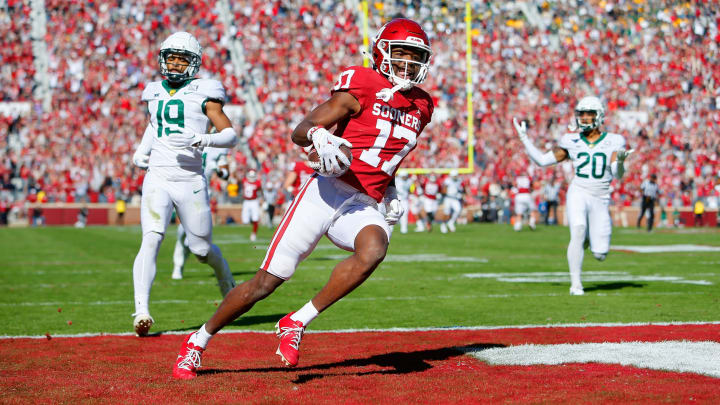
top-left (172, 333), bottom-right (204, 380)
top-left (275, 312), bottom-right (305, 367)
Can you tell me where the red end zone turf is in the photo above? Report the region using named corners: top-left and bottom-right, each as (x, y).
top-left (2, 324), bottom-right (719, 403)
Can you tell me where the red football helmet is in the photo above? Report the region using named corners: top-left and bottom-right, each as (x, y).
top-left (372, 18), bottom-right (432, 90)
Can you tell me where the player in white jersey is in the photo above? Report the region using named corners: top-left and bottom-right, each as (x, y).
top-left (514, 96), bottom-right (633, 295)
top-left (172, 147), bottom-right (230, 280)
top-left (512, 174), bottom-right (536, 231)
top-left (130, 32), bottom-right (238, 336)
top-left (439, 170), bottom-right (464, 233)
top-left (394, 172), bottom-right (412, 233)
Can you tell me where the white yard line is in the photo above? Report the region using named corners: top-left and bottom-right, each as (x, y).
top-left (0, 290), bottom-right (709, 308)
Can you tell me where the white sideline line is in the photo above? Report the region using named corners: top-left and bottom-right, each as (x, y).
top-left (0, 291), bottom-right (710, 307)
top-left (3, 321), bottom-right (720, 340)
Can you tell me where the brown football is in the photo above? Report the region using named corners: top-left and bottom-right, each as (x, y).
top-left (307, 144), bottom-right (353, 173)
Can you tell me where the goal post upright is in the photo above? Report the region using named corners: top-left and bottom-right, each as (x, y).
top-left (359, 2), bottom-right (474, 176)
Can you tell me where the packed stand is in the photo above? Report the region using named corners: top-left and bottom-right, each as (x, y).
top-left (1, 0), bottom-right (718, 226)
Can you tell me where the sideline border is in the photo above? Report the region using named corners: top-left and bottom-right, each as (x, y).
top-left (4, 320), bottom-right (719, 340)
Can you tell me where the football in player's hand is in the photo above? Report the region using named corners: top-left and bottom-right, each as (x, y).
top-left (307, 145), bottom-right (352, 174)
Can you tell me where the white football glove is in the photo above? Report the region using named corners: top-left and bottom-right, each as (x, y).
top-left (616, 148), bottom-right (634, 162)
top-left (384, 199), bottom-right (404, 226)
top-left (132, 150), bottom-right (150, 169)
top-left (383, 186), bottom-right (403, 226)
top-left (307, 126), bottom-right (352, 176)
top-left (166, 128), bottom-right (209, 149)
top-left (513, 117), bottom-right (528, 142)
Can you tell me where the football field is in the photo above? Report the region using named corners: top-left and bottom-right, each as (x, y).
top-left (1, 224), bottom-right (719, 402)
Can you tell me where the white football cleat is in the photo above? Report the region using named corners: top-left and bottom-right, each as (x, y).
top-left (250, 232), bottom-right (257, 242)
top-left (569, 286), bottom-right (585, 296)
top-left (133, 313), bottom-right (154, 337)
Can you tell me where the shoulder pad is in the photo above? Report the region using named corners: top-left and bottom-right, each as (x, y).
top-left (194, 79), bottom-right (226, 103)
top-left (141, 82), bottom-right (163, 102)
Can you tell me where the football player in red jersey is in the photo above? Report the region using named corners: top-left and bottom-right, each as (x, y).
top-left (282, 158), bottom-right (315, 198)
top-left (241, 170), bottom-right (263, 241)
top-left (173, 18), bottom-right (434, 379)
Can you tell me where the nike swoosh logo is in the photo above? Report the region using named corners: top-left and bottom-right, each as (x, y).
top-left (193, 189), bottom-right (203, 194)
top-left (571, 139), bottom-right (579, 143)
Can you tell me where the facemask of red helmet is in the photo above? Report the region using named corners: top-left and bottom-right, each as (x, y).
top-left (372, 19), bottom-right (432, 91)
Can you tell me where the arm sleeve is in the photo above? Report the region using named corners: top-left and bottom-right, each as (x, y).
top-left (204, 127), bottom-right (238, 148)
top-left (520, 136), bottom-right (557, 167)
top-left (136, 124), bottom-right (154, 155)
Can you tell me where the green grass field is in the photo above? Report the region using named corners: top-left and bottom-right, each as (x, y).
top-left (1, 224), bottom-right (718, 336)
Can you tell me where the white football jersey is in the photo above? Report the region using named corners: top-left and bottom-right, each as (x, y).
top-left (443, 177), bottom-right (464, 199)
top-left (558, 131), bottom-right (626, 197)
top-left (202, 146), bottom-right (228, 180)
top-left (395, 175), bottom-right (412, 200)
top-left (141, 78), bottom-right (226, 178)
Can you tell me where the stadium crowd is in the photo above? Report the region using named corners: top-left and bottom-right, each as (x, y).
top-left (1, 0), bottom-right (719, 225)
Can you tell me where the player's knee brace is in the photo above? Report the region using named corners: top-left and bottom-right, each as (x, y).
top-left (592, 252), bottom-right (607, 261)
top-left (191, 244), bottom-right (211, 262)
top-left (142, 231), bottom-right (164, 250)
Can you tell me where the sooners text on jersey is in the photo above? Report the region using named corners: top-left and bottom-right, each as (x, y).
top-left (332, 66), bottom-right (434, 202)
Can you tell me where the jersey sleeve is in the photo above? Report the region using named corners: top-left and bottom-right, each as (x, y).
top-left (197, 79), bottom-right (227, 104)
top-left (557, 133), bottom-right (572, 150)
top-left (330, 66), bottom-right (374, 106)
top-left (615, 134), bottom-right (627, 151)
top-left (141, 82), bottom-right (159, 102)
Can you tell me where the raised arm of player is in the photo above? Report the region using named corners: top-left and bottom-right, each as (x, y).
top-left (513, 118), bottom-right (567, 166)
top-left (610, 148), bottom-right (633, 179)
top-left (291, 92), bottom-right (361, 147)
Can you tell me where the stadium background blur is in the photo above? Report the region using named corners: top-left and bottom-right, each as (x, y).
top-left (1, 0), bottom-right (718, 226)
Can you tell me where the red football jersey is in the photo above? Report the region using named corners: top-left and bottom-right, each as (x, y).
top-left (331, 66), bottom-right (434, 202)
top-left (422, 177), bottom-right (442, 200)
top-left (289, 161), bottom-right (315, 193)
top-left (242, 178), bottom-right (262, 200)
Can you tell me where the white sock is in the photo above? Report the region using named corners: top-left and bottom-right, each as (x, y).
top-left (189, 324), bottom-right (213, 349)
top-left (568, 226), bottom-right (586, 288)
top-left (172, 239), bottom-right (188, 272)
top-left (291, 301), bottom-right (319, 326)
top-left (206, 244), bottom-right (235, 296)
top-left (132, 232), bottom-right (163, 315)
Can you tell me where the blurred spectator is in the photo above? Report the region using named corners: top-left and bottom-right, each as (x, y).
top-left (694, 198), bottom-right (705, 226)
top-left (0, 0), bottom-right (717, 222)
